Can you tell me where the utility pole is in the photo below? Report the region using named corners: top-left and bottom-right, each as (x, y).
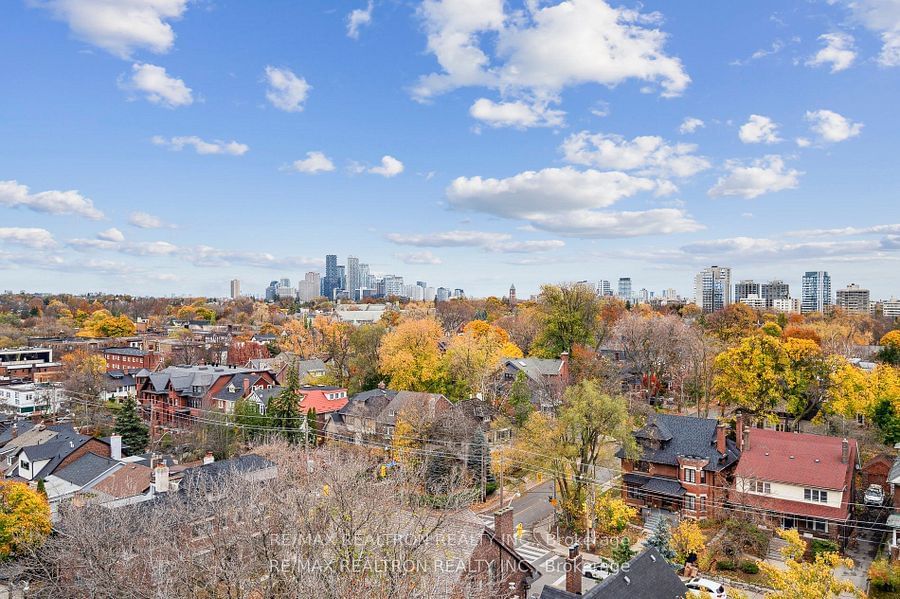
top-left (481, 445), bottom-right (486, 503)
top-left (499, 453), bottom-right (504, 507)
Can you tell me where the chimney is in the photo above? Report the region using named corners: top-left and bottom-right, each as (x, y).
top-left (203, 451), bottom-right (215, 465)
top-left (742, 427), bottom-right (750, 452)
top-left (494, 507), bottom-right (514, 547)
top-left (110, 434), bottom-right (122, 461)
top-left (242, 377), bottom-right (250, 396)
top-left (842, 438), bottom-right (849, 464)
top-left (716, 422), bottom-right (727, 455)
top-left (565, 543), bottom-right (583, 595)
top-left (559, 351), bottom-right (570, 379)
top-left (735, 414), bottom-right (744, 451)
top-left (377, 380), bottom-right (386, 390)
top-left (11, 423), bottom-right (17, 439)
top-left (154, 464), bottom-right (170, 493)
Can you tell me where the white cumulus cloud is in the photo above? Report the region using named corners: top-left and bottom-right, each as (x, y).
top-left (264, 66), bottom-right (310, 112)
top-left (708, 155), bottom-right (801, 199)
top-left (469, 98), bottom-right (565, 128)
top-left (33, 0), bottom-right (189, 58)
top-left (0, 227), bottom-right (56, 249)
top-left (97, 228), bottom-right (125, 242)
top-left (560, 131), bottom-right (710, 178)
top-left (128, 211), bottom-right (174, 229)
top-left (386, 230), bottom-right (565, 252)
top-left (347, 1), bottom-right (374, 39)
top-left (738, 115), bottom-right (782, 144)
top-left (0, 179), bottom-right (104, 220)
top-left (121, 63), bottom-right (193, 108)
top-left (842, 0), bottom-right (900, 67)
top-left (395, 251), bottom-right (443, 265)
top-left (679, 117), bottom-right (704, 134)
top-left (289, 151), bottom-right (336, 174)
top-left (806, 32), bottom-right (857, 72)
top-left (368, 155), bottom-right (404, 177)
top-left (151, 135), bottom-right (248, 155)
top-left (805, 109), bottom-right (863, 143)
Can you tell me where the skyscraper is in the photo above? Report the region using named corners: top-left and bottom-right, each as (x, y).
top-left (801, 271), bottom-right (832, 314)
top-left (346, 256), bottom-right (360, 299)
top-left (734, 280), bottom-right (760, 302)
top-left (761, 280), bottom-right (790, 308)
top-left (509, 284), bottom-right (517, 306)
top-left (694, 266), bottom-right (732, 313)
top-left (598, 280), bottom-right (612, 297)
top-left (617, 277), bottom-right (632, 300)
top-left (230, 279), bottom-right (241, 299)
top-left (836, 283), bottom-right (870, 314)
top-left (265, 280), bottom-right (279, 302)
top-left (323, 254), bottom-right (340, 300)
top-left (298, 271), bottom-right (321, 302)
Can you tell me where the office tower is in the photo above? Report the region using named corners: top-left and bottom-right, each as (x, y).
top-left (663, 288), bottom-right (679, 301)
top-left (265, 280), bottom-right (279, 302)
top-left (298, 271), bottom-right (322, 302)
top-left (509, 284), bottom-right (517, 306)
top-left (357, 263), bottom-right (370, 299)
top-left (638, 288), bottom-right (650, 303)
top-left (801, 271), bottom-right (832, 314)
top-left (617, 277), bottom-right (632, 300)
top-left (734, 280), bottom-right (760, 303)
top-left (761, 280), bottom-right (789, 308)
top-left (230, 279), bottom-right (241, 299)
top-left (336, 266), bottom-right (346, 290)
top-left (883, 298), bottom-right (900, 318)
top-left (323, 254), bottom-right (340, 299)
top-left (436, 287), bottom-right (451, 302)
top-left (279, 278), bottom-right (291, 289)
top-left (453, 288), bottom-right (465, 299)
top-left (836, 283), bottom-right (870, 314)
top-left (424, 286), bottom-right (436, 302)
top-left (402, 284), bottom-right (424, 301)
top-left (598, 280), bottom-right (612, 297)
top-left (382, 275), bottom-right (404, 297)
top-left (416, 280), bottom-right (427, 289)
top-left (694, 266), bottom-right (732, 313)
top-left (346, 256), bottom-right (360, 299)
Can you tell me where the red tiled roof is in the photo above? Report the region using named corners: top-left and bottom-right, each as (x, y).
top-left (299, 389), bottom-right (348, 415)
top-left (734, 429), bottom-right (857, 490)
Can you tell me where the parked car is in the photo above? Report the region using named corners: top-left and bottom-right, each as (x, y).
top-left (865, 484), bottom-right (885, 506)
top-left (582, 558), bottom-right (615, 581)
top-left (686, 577), bottom-right (727, 598)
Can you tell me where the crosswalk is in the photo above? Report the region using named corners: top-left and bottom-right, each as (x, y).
top-left (476, 513), bottom-right (554, 566)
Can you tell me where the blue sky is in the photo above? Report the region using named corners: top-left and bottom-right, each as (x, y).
top-left (1, 0), bottom-right (899, 299)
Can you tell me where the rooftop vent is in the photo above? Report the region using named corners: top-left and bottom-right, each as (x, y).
top-left (815, 458), bottom-right (820, 463)
top-left (789, 455), bottom-right (795, 460)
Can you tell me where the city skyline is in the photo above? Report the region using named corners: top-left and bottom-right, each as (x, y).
top-left (2, 1), bottom-right (900, 298)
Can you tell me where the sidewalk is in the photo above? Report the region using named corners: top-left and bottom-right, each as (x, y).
top-left (474, 475), bottom-right (548, 514)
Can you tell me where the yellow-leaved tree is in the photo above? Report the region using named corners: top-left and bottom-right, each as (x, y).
top-left (76, 309), bottom-right (136, 338)
top-left (670, 519), bottom-right (706, 563)
top-left (0, 481), bottom-right (52, 558)
top-left (444, 320), bottom-right (523, 399)
top-left (593, 492), bottom-right (636, 537)
top-left (391, 413), bottom-right (421, 469)
top-left (378, 318), bottom-right (445, 392)
top-left (759, 528), bottom-right (861, 598)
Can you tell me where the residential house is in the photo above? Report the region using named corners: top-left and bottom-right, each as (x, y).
top-left (886, 457), bottom-right (900, 558)
top-left (861, 453), bottom-right (894, 493)
top-left (731, 424), bottom-right (858, 546)
top-left (102, 347), bottom-right (161, 371)
top-left (100, 370), bottom-right (138, 403)
top-left (7, 424), bottom-right (112, 482)
top-left (0, 382), bottom-right (62, 415)
top-left (135, 365), bottom-right (277, 429)
top-left (42, 451), bottom-right (122, 506)
top-left (540, 546), bottom-right (686, 599)
top-left (499, 353), bottom-right (569, 412)
top-left (376, 390), bottom-right (452, 438)
top-left (619, 414), bottom-right (740, 520)
top-left (246, 354), bottom-right (327, 383)
top-left (324, 387), bottom-right (398, 444)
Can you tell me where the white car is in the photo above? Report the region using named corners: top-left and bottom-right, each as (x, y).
top-left (864, 484), bottom-right (885, 506)
top-left (686, 577), bottom-right (727, 599)
top-left (582, 559), bottom-right (614, 581)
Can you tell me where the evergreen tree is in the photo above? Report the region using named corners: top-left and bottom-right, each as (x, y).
top-left (268, 366), bottom-right (302, 442)
top-left (234, 398), bottom-right (271, 444)
top-left (36, 478), bottom-right (47, 498)
top-left (507, 371), bottom-right (534, 427)
top-left (466, 429), bottom-right (496, 496)
top-left (114, 396), bottom-right (149, 456)
top-left (425, 454), bottom-right (458, 496)
top-left (305, 407), bottom-right (318, 446)
top-left (612, 536), bottom-right (636, 565)
top-left (646, 518), bottom-right (676, 561)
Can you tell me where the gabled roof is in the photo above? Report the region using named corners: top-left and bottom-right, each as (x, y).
top-left (179, 454), bottom-right (276, 489)
top-left (889, 455), bottom-right (900, 486)
top-left (735, 429), bottom-right (856, 490)
top-left (540, 548), bottom-right (686, 599)
top-left (54, 451), bottom-right (119, 487)
top-left (621, 414), bottom-right (740, 472)
top-left (92, 462), bottom-right (153, 498)
top-left (377, 391), bottom-right (450, 426)
top-left (505, 357), bottom-right (563, 383)
top-left (339, 388), bottom-right (398, 419)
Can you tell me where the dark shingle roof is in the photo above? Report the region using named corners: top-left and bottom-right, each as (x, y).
top-left (179, 454), bottom-right (275, 489)
top-left (0, 421), bottom-right (36, 446)
top-left (103, 347), bottom-right (148, 357)
top-left (540, 548), bottom-right (687, 599)
top-left (54, 452), bottom-right (119, 486)
top-left (620, 414), bottom-right (740, 472)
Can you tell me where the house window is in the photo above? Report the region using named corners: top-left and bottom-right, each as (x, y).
top-left (683, 468), bottom-right (696, 483)
top-left (751, 480), bottom-right (771, 494)
top-left (685, 495), bottom-right (696, 510)
top-left (700, 496), bottom-right (707, 512)
top-left (626, 485), bottom-right (644, 501)
top-left (804, 489), bottom-right (828, 503)
top-left (20, 460), bottom-right (30, 470)
top-left (700, 471), bottom-right (707, 484)
top-left (802, 518), bottom-right (828, 533)
top-left (856, 413), bottom-right (866, 426)
top-left (635, 461), bottom-right (650, 473)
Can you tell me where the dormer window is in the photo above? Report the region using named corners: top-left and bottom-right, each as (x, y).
top-left (228, 384), bottom-right (236, 393)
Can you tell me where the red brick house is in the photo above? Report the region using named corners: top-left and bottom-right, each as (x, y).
top-left (619, 413), bottom-right (741, 520)
top-left (102, 347), bottom-right (161, 372)
top-left (135, 366), bottom-right (277, 430)
top-left (731, 425), bottom-right (858, 546)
